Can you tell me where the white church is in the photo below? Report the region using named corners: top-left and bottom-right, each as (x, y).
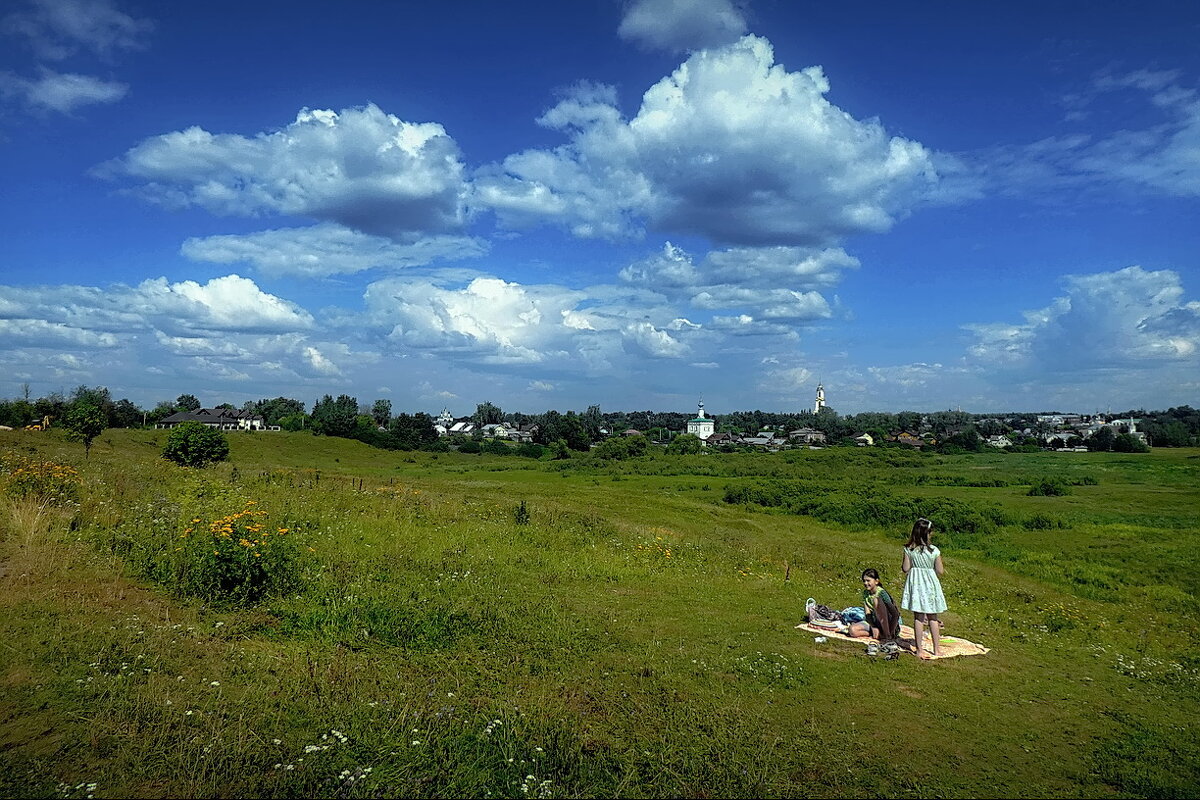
top-left (686, 398), bottom-right (715, 442)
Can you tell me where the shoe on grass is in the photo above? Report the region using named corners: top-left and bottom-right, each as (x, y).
top-left (865, 642), bottom-right (880, 656)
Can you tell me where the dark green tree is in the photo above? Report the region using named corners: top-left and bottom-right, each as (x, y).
top-left (371, 399), bottom-right (392, 428)
top-left (1087, 427), bottom-right (1116, 452)
top-left (176, 394), bottom-right (202, 412)
top-left (311, 394), bottom-right (359, 437)
top-left (473, 401), bottom-right (504, 426)
top-left (254, 397), bottom-right (306, 426)
top-left (666, 433), bottom-right (703, 454)
top-left (111, 398), bottom-right (144, 428)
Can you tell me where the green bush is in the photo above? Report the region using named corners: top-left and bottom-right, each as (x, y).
top-left (156, 504), bottom-right (307, 606)
top-left (515, 442), bottom-right (545, 459)
top-left (1028, 479), bottom-right (1070, 496)
top-left (162, 421), bottom-right (230, 467)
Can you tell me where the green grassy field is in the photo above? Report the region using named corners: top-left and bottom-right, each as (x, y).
top-left (2, 429), bottom-right (1198, 798)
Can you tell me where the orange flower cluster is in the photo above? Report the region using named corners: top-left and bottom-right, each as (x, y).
top-left (180, 503), bottom-right (289, 559)
top-left (1, 454), bottom-right (80, 501)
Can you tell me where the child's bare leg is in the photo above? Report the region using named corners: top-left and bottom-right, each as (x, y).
top-left (847, 622), bottom-right (870, 638)
top-left (914, 613), bottom-right (928, 658)
top-left (929, 613), bottom-right (941, 657)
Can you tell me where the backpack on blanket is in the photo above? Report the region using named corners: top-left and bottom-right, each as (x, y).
top-left (806, 597), bottom-right (843, 622)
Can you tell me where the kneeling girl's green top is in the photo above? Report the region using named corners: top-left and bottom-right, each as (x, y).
top-left (862, 585), bottom-right (896, 629)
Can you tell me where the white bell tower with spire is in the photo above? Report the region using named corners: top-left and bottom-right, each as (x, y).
top-left (813, 383), bottom-right (826, 415)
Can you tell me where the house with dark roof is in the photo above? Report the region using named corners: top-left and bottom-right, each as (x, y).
top-left (155, 408), bottom-right (270, 431)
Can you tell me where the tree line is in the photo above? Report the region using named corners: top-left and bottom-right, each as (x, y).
top-left (3, 386), bottom-right (1197, 452)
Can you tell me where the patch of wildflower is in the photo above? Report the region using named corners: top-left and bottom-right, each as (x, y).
top-left (518, 774), bottom-right (554, 798)
top-left (56, 781), bottom-right (98, 799)
top-left (1112, 651), bottom-right (1199, 685)
top-left (273, 729), bottom-right (351, 774)
top-left (633, 535), bottom-right (677, 565)
top-left (170, 502), bottom-right (310, 606)
top-left (1, 454), bottom-right (79, 504)
top-left (730, 651), bottom-right (805, 690)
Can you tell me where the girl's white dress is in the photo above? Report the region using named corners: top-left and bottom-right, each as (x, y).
top-left (901, 545), bottom-right (947, 614)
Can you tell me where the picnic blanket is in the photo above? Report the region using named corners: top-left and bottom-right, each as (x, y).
top-left (797, 621), bottom-right (990, 659)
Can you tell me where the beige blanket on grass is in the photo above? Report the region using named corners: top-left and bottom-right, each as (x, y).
top-left (797, 621), bottom-right (990, 659)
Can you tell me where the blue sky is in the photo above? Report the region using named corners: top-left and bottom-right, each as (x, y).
top-left (1, 0), bottom-right (1198, 415)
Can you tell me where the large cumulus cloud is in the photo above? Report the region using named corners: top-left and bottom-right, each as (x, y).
top-left (966, 266), bottom-right (1200, 371)
top-left (476, 36), bottom-right (939, 246)
top-left (99, 104), bottom-right (471, 238)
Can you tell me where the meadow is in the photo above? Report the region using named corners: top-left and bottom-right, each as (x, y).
top-left (1, 429), bottom-right (1198, 798)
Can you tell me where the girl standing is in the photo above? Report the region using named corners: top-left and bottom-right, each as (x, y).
top-left (901, 517), bottom-right (948, 659)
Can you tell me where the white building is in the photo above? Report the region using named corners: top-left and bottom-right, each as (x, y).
top-left (685, 399), bottom-right (715, 442)
top-left (814, 383), bottom-right (826, 414)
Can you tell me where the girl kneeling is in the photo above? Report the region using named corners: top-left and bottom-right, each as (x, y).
top-left (848, 568), bottom-right (900, 645)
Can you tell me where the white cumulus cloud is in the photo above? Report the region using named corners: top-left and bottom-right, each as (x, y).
top-left (966, 266), bottom-right (1200, 371)
top-left (477, 35), bottom-right (938, 247)
top-left (100, 104), bottom-right (471, 238)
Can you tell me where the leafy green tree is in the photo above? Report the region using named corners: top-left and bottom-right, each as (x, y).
top-left (561, 411), bottom-right (592, 451)
top-left (162, 421), bottom-right (230, 467)
top-left (473, 401), bottom-right (504, 426)
top-left (515, 442), bottom-right (545, 459)
top-left (65, 401), bottom-right (107, 457)
top-left (388, 412), bottom-right (439, 450)
top-left (254, 397), bottom-right (306, 426)
top-left (582, 404), bottom-right (604, 439)
top-left (371, 399), bottom-right (392, 428)
top-left (278, 413), bottom-right (307, 432)
top-left (111, 398), bottom-right (144, 428)
top-left (1112, 433), bottom-right (1149, 453)
top-left (71, 385), bottom-right (115, 426)
top-left (147, 401), bottom-right (177, 423)
top-left (666, 433), bottom-right (703, 455)
top-left (593, 434), bottom-right (649, 459)
top-left (1087, 427), bottom-right (1116, 452)
top-left (311, 394), bottom-right (358, 437)
top-left (176, 394), bottom-right (202, 412)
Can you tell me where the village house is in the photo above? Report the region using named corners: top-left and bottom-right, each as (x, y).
top-left (155, 408), bottom-right (272, 431)
top-left (788, 427), bottom-right (826, 444)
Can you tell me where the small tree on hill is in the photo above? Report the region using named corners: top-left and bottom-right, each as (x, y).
top-left (65, 401), bottom-right (107, 458)
top-left (163, 421), bottom-right (230, 468)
